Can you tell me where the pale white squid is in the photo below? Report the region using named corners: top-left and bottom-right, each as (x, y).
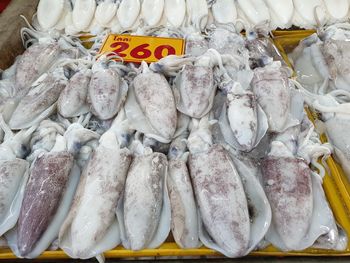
top-left (117, 135), bottom-right (170, 251)
top-left (164, 0), bottom-right (186, 28)
top-left (59, 110), bottom-right (132, 261)
top-left (125, 61), bottom-right (177, 143)
top-left (72, 0), bottom-right (96, 32)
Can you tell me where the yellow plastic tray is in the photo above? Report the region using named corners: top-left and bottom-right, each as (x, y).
top-left (272, 29), bottom-right (316, 37)
top-left (273, 33), bottom-right (350, 213)
top-left (0, 32), bottom-right (349, 260)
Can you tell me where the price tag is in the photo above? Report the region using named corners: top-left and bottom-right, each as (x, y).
top-left (99, 34), bottom-right (185, 63)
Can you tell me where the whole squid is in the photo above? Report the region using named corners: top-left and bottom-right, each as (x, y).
top-left (9, 67), bottom-right (68, 130)
top-left (187, 117), bottom-right (250, 257)
top-left (261, 141), bottom-right (313, 250)
top-left (219, 81), bottom-right (268, 152)
top-left (211, 0), bottom-right (237, 25)
top-left (6, 123), bottom-right (99, 258)
top-left (164, 0), bottom-right (186, 28)
top-left (141, 0), bottom-right (165, 27)
top-left (167, 135), bottom-right (200, 249)
top-left (117, 0), bottom-right (141, 29)
top-left (252, 62), bottom-right (297, 132)
top-left (125, 61), bottom-right (177, 143)
top-left (88, 56), bottom-right (129, 120)
top-left (58, 66), bottom-right (91, 118)
top-left (0, 119), bottom-right (37, 236)
top-left (151, 49), bottom-right (228, 119)
top-left (72, 0), bottom-right (96, 32)
top-left (15, 42), bottom-right (60, 95)
top-left (95, 0), bottom-right (118, 27)
top-left (15, 27), bottom-right (81, 96)
top-left (118, 135), bottom-right (170, 251)
top-left (59, 111), bottom-right (132, 260)
top-left (36, 0), bottom-right (70, 30)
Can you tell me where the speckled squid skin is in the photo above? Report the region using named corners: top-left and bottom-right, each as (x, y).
top-left (89, 68), bottom-right (126, 120)
top-left (185, 36), bottom-right (209, 57)
top-left (62, 146), bottom-right (132, 256)
top-left (208, 27), bottom-right (247, 58)
top-left (261, 156), bottom-right (313, 249)
top-left (252, 64), bottom-right (291, 132)
top-left (15, 43), bottom-right (60, 94)
top-left (10, 72), bottom-right (67, 129)
top-left (17, 152), bottom-right (74, 256)
top-left (58, 70), bottom-right (91, 118)
top-left (0, 159), bottom-right (28, 221)
top-left (133, 71), bottom-right (177, 141)
top-left (174, 65), bottom-right (215, 119)
top-left (168, 158), bottom-right (199, 248)
top-left (227, 91), bottom-right (258, 151)
top-left (322, 39), bottom-right (350, 83)
top-left (124, 152), bottom-right (167, 250)
top-left (188, 144), bottom-right (250, 256)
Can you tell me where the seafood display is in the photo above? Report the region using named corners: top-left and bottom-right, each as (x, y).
top-left (34, 0), bottom-right (350, 33)
top-left (288, 25), bottom-right (350, 181)
top-left (0, 0), bottom-right (349, 262)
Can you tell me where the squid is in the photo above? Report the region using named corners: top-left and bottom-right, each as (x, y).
top-left (6, 122), bottom-right (99, 258)
top-left (211, 0), bottom-right (237, 25)
top-left (298, 89), bottom-right (350, 181)
top-left (187, 117), bottom-right (250, 257)
top-left (236, 0), bottom-right (270, 28)
top-left (164, 0), bottom-right (186, 28)
top-left (88, 56), bottom-right (129, 120)
top-left (218, 81), bottom-right (268, 152)
top-left (292, 0), bottom-right (327, 28)
top-left (167, 135), bottom-right (200, 249)
top-left (15, 42), bottom-right (60, 96)
top-left (251, 62), bottom-right (298, 132)
top-left (125, 61), bottom-right (177, 143)
top-left (27, 119), bottom-right (66, 162)
top-left (15, 25), bottom-right (83, 96)
top-left (264, 129), bottom-right (345, 251)
top-left (59, 111), bottom-right (132, 260)
top-left (289, 34), bottom-right (329, 94)
top-left (265, 0), bottom-right (294, 29)
top-left (58, 66), bottom-right (91, 118)
top-left (141, 0), bottom-right (165, 27)
top-left (0, 119), bottom-right (38, 237)
top-left (151, 49), bottom-right (230, 119)
top-left (95, 0), bottom-right (118, 27)
top-left (0, 160), bottom-right (29, 237)
top-left (36, 0), bottom-right (71, 30)
top-left (117, 135), bottom-right (170, 251)
top-left (186, 0), bottom-right (209, 31)
top-left (261, 141), bottom-right (313, 250)
top-left (72, 0), bottom-right (96, 32)
top-left (117, 0), bottom-right (141, 29)
top-left (10, 67), bottom-right (68, 130)
top-left (6, 136), bottom-right (77, 258)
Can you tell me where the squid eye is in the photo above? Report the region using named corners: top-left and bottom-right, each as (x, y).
top-left (20, 144), bottom-right (30, 159)
top-left (64, 68), bottom-right (74, 79)
top-left (118, 133), bottom-right (131, 148)
top-left (122, 133), bottom-right (131, 143)
top-left (70, 141), bottom-right (82, 154)
top-left (169, 147), bottom-right (178, 158)
top-left (150, 63), bottom-right (163, 73)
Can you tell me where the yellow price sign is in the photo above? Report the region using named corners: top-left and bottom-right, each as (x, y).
top-left (99, 34), bottom-right (185, 63)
